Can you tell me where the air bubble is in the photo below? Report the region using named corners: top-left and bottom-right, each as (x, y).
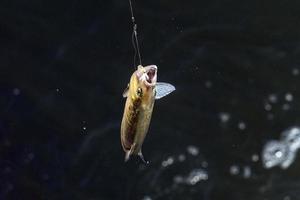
top-left (267, 113), bottom-right (274, 120)
top-left (229, 165), bottom-right (240, 175)
top-left (282, 104), bottom-right (290, 111)
top-left (173, 175), bottom-right (184, 183)
top-left (283, 195), bottom-right (291, 200)
top-left (243, 166), bottom-right (251, 179)
top-left (187, 145), bottom-right (199, 156)
top-left (281, 127), bottom-right (300, 151)
top-left (178, 154), bottom-right (186, 162)
top-left (238, 122), bottom-right (246, 130)
top-left (262, 140), bottom-right (288, 169)
top-left (251, 154), bottom-right (259, 162)
top-left (42, 173), bottom-right (49, 180)
top-left (275, 150), bottom-right (283, 158)
top-left (3, 167), bottom-right (12, 174)
top-left (219, 112), bottom-right (230, 123)
top-left (28, 153), bottom-right (35, 160)
top-left (12, 88), bottom-right (20, 96)
top-left (201, 161), bottom-right (208, 168)
top-left (268, 94), bottom-right (278, 103)
top-left (205, 81), bottom-right (212, 88)
top-left (261, 127), bottom-right (300, 169)
top-left (264, 103), bottom-right (272, 111)
top-left (185, 169), bottom-right (208, 185)
top-left (285, 93), bottom-right (293, 102)
top-left (7, 183), bottom-right (14, 192)
top-left (280, 150), bottom-right (296, 169)
top-left (162, 156), bottom-right (174, 167)
top-left (292, 68), bottom-right (299, 76)
top-left (142, 195), bottom-right (152, 200)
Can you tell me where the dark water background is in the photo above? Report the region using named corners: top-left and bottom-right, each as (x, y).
top-left (1, 0), bottom-right (300, 199)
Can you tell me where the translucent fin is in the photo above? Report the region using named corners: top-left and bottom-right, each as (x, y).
top-left (138, 151), bottom-right (149, 164)
top-left (155, 82), bottom-right (175, 99)
top-left (124, 151), bottom-right (131, 162)
top-left (123, 84), bottom-right (129, 98)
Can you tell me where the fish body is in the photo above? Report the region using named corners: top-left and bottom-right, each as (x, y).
top-left (120, 65), bottom-right (175, 162)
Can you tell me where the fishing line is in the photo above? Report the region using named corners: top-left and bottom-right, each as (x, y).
top-left (128, 0), bottom-right (142, 68)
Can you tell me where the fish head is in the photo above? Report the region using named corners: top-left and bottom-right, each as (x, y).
top-left (129, 65), bottom-right (157, 100)
top-left (136, 65), bottom-right (157, 87)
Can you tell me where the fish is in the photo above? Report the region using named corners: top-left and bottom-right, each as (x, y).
top-left (120, 65), bottom-right (175, 163)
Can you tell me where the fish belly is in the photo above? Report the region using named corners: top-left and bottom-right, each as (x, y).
top-left (120, 98), bottom-right (154, 156)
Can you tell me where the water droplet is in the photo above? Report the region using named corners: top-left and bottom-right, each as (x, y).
top-left (283, 195), bottom-right (291, 200)
top-left (282, 104), bottom-right (290, 111)
top-left (55, 45), bottom-right (66, 59)
top-left (187, 145), bottom-right (199, 156)
top-left (229, 165), bottom-right (240, 175)
top-left (238, 122), bottom-right (246, 130)
top-left (178, 154), bottom-right (186, 162)
top-left (142, 195), bottom-right (152, 200)
top-left (280, 150), bottom-right (296, 169)
top-left (262, 140), bottom-right (288, 169)
top-left (173, 175), bottom-right (184, 183)
top-left (251, 154), bottom-right (259, 162)
top-left (267, 113), bottom-right (274, 120)
top-left (7, 183), bottom-right (14, 191)
top-left (281, 126), bottom-right (300, 151)
top-left (243, 166), bottom-right (251, 179)
top-left (205, 81), bottom-right (212, 88)
top-left (28, 153), bottom-right (35, 160)
top-left (162, 156), bottom-right (174, 167)
top-left (185, 169), bottom-right (208, 185)
top-left (275, 150), bottom-right (283, 158)
top-left (12, 88), bottom-right (20, 96)
top-left (219, 112), bottom-right (230, 123)
top-left (285, 93), bottom-right (293, 102)
top-left (268, 94), bottom-right (278, 103)
top-left (201, 161), bottom-right (208, 168)
top-left (4, 140), bottom-right (11, 147)
top-left (292, 68), bottom-right (299, 76)
top-left (264, 103), bottom-right (272, 111)
top-left (42, 173), bottom-right (49, 180)
top-left (3, 167), bottom-right (11, 174)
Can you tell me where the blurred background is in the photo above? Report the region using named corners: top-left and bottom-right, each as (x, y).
top-left (1, 0), bottom-right (300, 199)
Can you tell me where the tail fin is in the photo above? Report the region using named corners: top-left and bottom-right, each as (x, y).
top-left (124, 150), bottom-right (149, 164)
top-left (138, 151), bottom-right (149, 164)
top-left (124, 151), bottom-right (131, 162)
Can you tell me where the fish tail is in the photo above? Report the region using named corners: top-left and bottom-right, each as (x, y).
top-left (138, 150), bottom-right (149, 164)
top-left (124, 151), bottom-right (131, 162)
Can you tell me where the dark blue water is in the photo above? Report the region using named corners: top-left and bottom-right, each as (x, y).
top-left (1, 1), bottom-right (300, 199)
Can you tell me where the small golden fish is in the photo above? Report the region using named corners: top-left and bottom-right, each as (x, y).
top-left (120, 65), bottom-right (175, 163)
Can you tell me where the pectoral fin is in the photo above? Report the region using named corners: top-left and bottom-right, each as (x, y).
top-left (155, 82), bottom-right (176, 99)
top-left (123, 84), bottom-right (129, 98)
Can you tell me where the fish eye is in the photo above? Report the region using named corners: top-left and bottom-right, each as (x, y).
top-left (137, 87), bottom-right (143, 97)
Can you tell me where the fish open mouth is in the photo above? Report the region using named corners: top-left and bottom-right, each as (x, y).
top-left (144, 65), bottom-right (157, 86)
top-left (136, 65), bottom-right (157, 87)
